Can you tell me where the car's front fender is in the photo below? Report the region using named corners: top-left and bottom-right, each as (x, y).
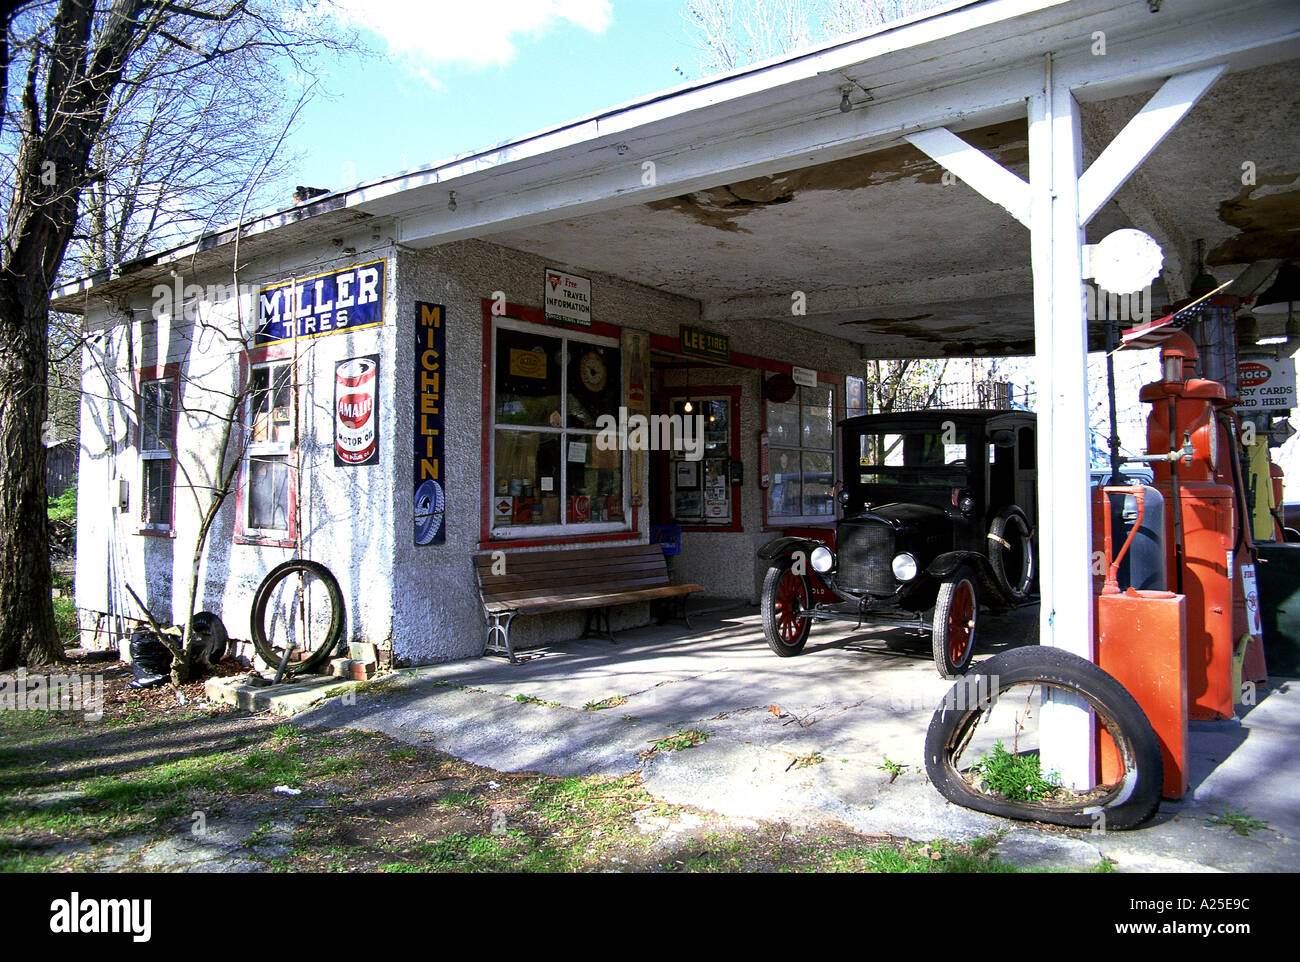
top-left (926, 551), bottom-right (1013, 607)
top-left (756, 536), bottom-right (825, 563)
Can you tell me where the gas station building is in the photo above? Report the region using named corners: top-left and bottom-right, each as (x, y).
top-left (54, 0), bottom-right (1300, 790)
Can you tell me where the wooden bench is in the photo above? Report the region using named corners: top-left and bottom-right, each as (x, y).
top-left (474, 544), bottom-right (703, 663)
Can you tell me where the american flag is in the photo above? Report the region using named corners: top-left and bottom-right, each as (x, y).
top-left (1118, 279), bottom-right (1233, 352)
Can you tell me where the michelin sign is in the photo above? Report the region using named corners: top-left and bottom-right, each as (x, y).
top-left (256, 259), bottom-right (385, 345)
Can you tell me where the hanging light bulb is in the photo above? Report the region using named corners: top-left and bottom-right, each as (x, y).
top-left (683, 399), bottom-right (694, 413)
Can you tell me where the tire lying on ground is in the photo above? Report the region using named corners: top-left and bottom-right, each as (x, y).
top-left (250, 559), bottom-right (345, 677)
top-left (924, 645), bottom-right (1163, 830)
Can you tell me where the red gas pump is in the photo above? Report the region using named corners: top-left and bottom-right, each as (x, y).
top-left (1095, 486), bottom-right (1188, 798)
top-left (1138, 332), bottom-right (1240, 720)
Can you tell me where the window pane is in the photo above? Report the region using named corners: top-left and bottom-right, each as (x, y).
top-left (493, 430), bottom-right (562, 526)
top-left (495, 328), bottom-right (562, 427)
top-left (702, 458), bottom-right (729, 521)
top-left (143, 459), bottom-right (171, 525)
top-left (249, 368), bottom-right (270, 442)
top-left (249, 365), bottom-right (294, 444)
top-left (249, 455), bottom-right (289, 530)
top-left (702, 399), bottom-right (728, 457)
top-left (567, 343), bottom-right (621, 430)
top-left (142, 381), bottom-right (174, 452)
top-left (801, 385), bottom-right (834, 449)
top-left (768, 399), bottom-right (799, 446)
top-left (566, 433), bottom-right (623, 524)
top-left (769, 448), bottom-right (802, 517)
top-left (802, 451), bottom-right (834, 516)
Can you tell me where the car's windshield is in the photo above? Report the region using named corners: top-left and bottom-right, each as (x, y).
top-left (853, 428), bottom-right (971, 485)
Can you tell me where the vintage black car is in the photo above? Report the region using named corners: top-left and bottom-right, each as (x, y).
top-left (757, 410), bottom-right (1038, 677)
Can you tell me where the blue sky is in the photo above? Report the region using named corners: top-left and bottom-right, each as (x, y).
top-left (291, 1), bottom-right (700, 193)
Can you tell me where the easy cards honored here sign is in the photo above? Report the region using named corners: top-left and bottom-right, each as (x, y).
top-left (544, 268), bottom-right (591, 327)
top-left (256, 259), bottom-right (385, 345)
top-left (1237, 358), bottom-right (1296, 412)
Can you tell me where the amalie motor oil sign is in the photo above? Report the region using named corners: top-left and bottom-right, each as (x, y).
top-left (255, 260), bottom-right (385, 344)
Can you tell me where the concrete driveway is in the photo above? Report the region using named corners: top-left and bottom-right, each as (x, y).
top-left (294, 603), bottom-right (1300, 872)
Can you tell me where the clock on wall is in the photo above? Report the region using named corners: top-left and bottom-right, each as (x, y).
top-left (579, 350), bottom-right (607, 392)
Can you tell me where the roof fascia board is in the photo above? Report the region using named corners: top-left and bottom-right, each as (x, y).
top-left (394, 59), bottom-right (1046, 247)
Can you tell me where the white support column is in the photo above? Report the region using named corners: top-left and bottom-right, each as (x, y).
top-left (1028, 62), bottom-right (1095, 791)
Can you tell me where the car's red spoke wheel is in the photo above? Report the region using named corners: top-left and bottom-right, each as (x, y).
top-left (775, 571), bottom-right (808, 641)
top-left (947, 580), bottom-right (976, 664)
top-left (932, 566), bottom-right (980, 678)
top-left (762, 561), bottom-right (812, 656)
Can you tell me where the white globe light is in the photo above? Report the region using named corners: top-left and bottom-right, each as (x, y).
top-left (1091, 229), bottom-right (1164, 296)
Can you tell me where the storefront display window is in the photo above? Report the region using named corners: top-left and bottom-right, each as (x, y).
top-left (491, 320), bottom-right (625, 537)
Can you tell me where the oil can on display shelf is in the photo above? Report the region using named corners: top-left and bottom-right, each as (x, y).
top-left (758, 410), bottom-right (1038, 678)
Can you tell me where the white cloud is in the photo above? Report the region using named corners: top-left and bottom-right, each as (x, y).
top-left (331, 0), bottom-right (613, 73)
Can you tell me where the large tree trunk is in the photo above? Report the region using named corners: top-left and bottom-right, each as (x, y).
top-left (0, 281), bottom-right (60, 668)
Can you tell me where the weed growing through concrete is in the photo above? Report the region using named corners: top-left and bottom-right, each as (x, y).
top-left (1206, 806), bottom-right (1268, 837)
top-left (641, 728), bottom-right (708, 758)
top-left (876, 757), bottom-right (907, 782)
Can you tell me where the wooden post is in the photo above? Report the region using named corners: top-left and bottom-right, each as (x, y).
top-left (1030, 59), bottom-right (1095, 791)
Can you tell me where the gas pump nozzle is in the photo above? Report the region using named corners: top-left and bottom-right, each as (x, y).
top-left (1126, 431), bottom-right (1194, 466)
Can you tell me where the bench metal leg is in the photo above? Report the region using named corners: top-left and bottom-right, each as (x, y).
top-left (655, 595), bottom-right (694, 629)
top-left (581, 607), bottom-right (616, 644)
top-left (484, 611), bottom-right (519, 664)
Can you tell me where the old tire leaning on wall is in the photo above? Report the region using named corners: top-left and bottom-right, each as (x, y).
top-left (924, 645), bottom-right (1163, 830)
top-left (251, 560), bottom-right (345, 677)
top-left (986, 507), bottom-right (1035, 603)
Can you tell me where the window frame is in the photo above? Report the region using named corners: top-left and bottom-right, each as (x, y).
top-left (762, 377), bottom-right (840, 528)
top-left (234, 349), bottom-right (299, 547)
top-left (135, 369), bottom-right (179, 534)
top-left (487, 314), bottom-right (630, 542)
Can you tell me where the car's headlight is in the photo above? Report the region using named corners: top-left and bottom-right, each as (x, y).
top-left (891, 552), bottom-right (919, 581)
top-left (810, 545), bottom-right (834, 573)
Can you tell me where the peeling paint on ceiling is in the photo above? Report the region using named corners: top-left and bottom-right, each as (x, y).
top-left (646, 120), bottom-right (1029, 233)
top-left (1209, 174), bottom-right (1300, 264)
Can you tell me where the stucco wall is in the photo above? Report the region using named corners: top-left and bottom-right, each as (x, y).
top-left (74, 230), bottom-right (868, 667)
top-left (75, 231), bottom-right (399, 657)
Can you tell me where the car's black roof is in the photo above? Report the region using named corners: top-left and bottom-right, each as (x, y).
top-left (839, 409), bottom-right (1036, 431)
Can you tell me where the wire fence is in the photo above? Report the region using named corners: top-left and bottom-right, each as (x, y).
top-left (885, 380), bottom-right (1033, 412)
